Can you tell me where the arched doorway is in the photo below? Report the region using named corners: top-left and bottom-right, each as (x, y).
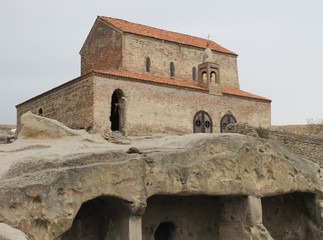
top-left (110, 89), bottom-right (125, 132)
top-left (220, 113), bottom-right (237, 133)
top-left (193, 110), bottom-right (213, 133)
top-left (38, 108), bottom-right (43, 116)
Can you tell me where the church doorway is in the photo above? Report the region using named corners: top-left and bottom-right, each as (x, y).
top-left (193, 110), bottom-right (213, 133)
top-left (110, 89), bottom-right (125, 132)
top-left (220, 114), bottom-right (237, 133)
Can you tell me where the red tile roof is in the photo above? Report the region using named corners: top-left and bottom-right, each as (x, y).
top-left (94, 69), bottom-right (206, 91)
top-left (16, 69), bottom-right (270, 108)
top-left (99, 16), bottom-right (237, 56)
top-left (93, 70), bottom-right (271, 102)
top-left (221, 87), bottom-right (271, 102)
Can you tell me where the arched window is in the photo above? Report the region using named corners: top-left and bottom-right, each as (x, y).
top-left (192, 67), bottom-right (196, 81)
top-left (146, 57), bottom-right (151, 72)
top-left (170, 62), bottom-right (175, 77)
top-left (38, 108), bottom-right (43, 116)
top-left (210, 71), bottom-right (217, 82)
top-left (193, 110), bottom-right (213, 133)
top-left (202, 72), bottom-right (207, 83)
top-left (220, 113), bottom-right (237, 133)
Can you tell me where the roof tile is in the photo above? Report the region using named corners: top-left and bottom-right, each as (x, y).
top-left (99, 16), bottom-right (237, 56)
top-left (93, 70), bottom-right (270, 102)
top-left (221, 86), bottom-right (271, 102)
top-left (94, 69), bottom-right (206, 90)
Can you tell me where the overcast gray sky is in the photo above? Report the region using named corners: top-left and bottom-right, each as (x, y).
top-left (1, 0), bottom-right (322, 125)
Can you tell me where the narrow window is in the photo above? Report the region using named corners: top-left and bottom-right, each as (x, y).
top-left (192, 67), bottom-right (196, 81)
top-left (146, 57), bottom-right (151, 72)
top-left (202, 72), bottom-right (207, 83)
top-left (210, 71), bottom-right (217, 82)
top-left (170, 62), bottom-right (175, 77)
top-left (38, 108), bottom-right (43, 116)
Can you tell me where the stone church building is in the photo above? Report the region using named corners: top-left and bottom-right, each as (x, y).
top-left (16, 16), bottom-right (271, 136)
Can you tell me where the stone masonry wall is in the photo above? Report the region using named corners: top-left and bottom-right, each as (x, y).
top-left (92, 75), bottom-right (270, 136)
top-left (80, 20), bottom-right (123, 75)
top-left (16, 76), bottom-right (95, 133)
top-left (267, 129), bottom-right (323, 165)
top-left (272, 124), bottom-right (323, 136)
top-left (226, 123), bottom-right (323, 165)
top-left (122, 34), bottom-right (240, 89)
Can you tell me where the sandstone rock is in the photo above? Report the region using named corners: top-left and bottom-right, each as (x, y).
top-left (0, 115), bottom-right (322, 239)
top-left (18, 111), bottom-right (83, 140)
top-left (224, 122), bottom-right (259, 137)
top-left (0, 223), bottom-right (28, 240)
top-left (0, 133), bottom-right (9, 144)
top-left (126, 146), bottom-right (141, 154)
top-left (0, 125), bottom-right (15, 144)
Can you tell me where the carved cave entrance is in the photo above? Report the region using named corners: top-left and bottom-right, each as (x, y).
top-left (142, 195), bottom-right (249, 240)
top-left (110, 89), bottom-right (125, 132)
top-left (193, 110), bottom-right (213, 133)
top-left (60, 196), bottom-right (132, 240)
top-left (262, 192), bottom-right (319, 239)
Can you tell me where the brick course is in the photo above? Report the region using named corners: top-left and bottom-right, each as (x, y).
top-left (17, 72), bottom-right (270, 136)
top-left (16, 76), bottom-right (95, 132)
top-left (80, 19), bottom-right (239, 89)
top-left (92, 74), bottom-right (270, 135)
top-left (122, 34), bottom-right (239, 88)
top-left (268, 129), bottom-right (323, 165)
top-left (80, 20), bottom-right (123, 75)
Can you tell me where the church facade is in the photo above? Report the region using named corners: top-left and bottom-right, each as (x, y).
top-left (16, 16), bottom-right (271, 136)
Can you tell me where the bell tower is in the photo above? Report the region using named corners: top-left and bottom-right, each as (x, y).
top-left (198, 48), bottom-right (221, 95)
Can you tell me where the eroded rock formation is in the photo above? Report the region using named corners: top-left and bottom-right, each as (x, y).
top-left (0, 113), bottom-right (323, 239)
top-left (0, 124), bottom-right (15, 144)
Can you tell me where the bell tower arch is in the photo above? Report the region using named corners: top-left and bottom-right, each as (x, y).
top-left (198, 48), bottom-right (221, 95)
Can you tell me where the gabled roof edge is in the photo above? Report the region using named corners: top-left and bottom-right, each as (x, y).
top-left (16, 72), bottom-right (95, 108)
top-left (98, 16), bottom-right (238, 56)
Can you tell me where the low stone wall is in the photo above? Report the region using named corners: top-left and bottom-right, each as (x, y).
top-left (267, 129), bottom-right (323, 165)
top-left (225, 123), bottom-right (323, 165)
top-left (272, 124), bottom-right (323, 136)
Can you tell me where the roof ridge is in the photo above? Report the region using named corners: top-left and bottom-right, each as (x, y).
top-left (100, 16), bottom-right (215, 43)
top-left (98, 16), bottom-right (237, 56)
